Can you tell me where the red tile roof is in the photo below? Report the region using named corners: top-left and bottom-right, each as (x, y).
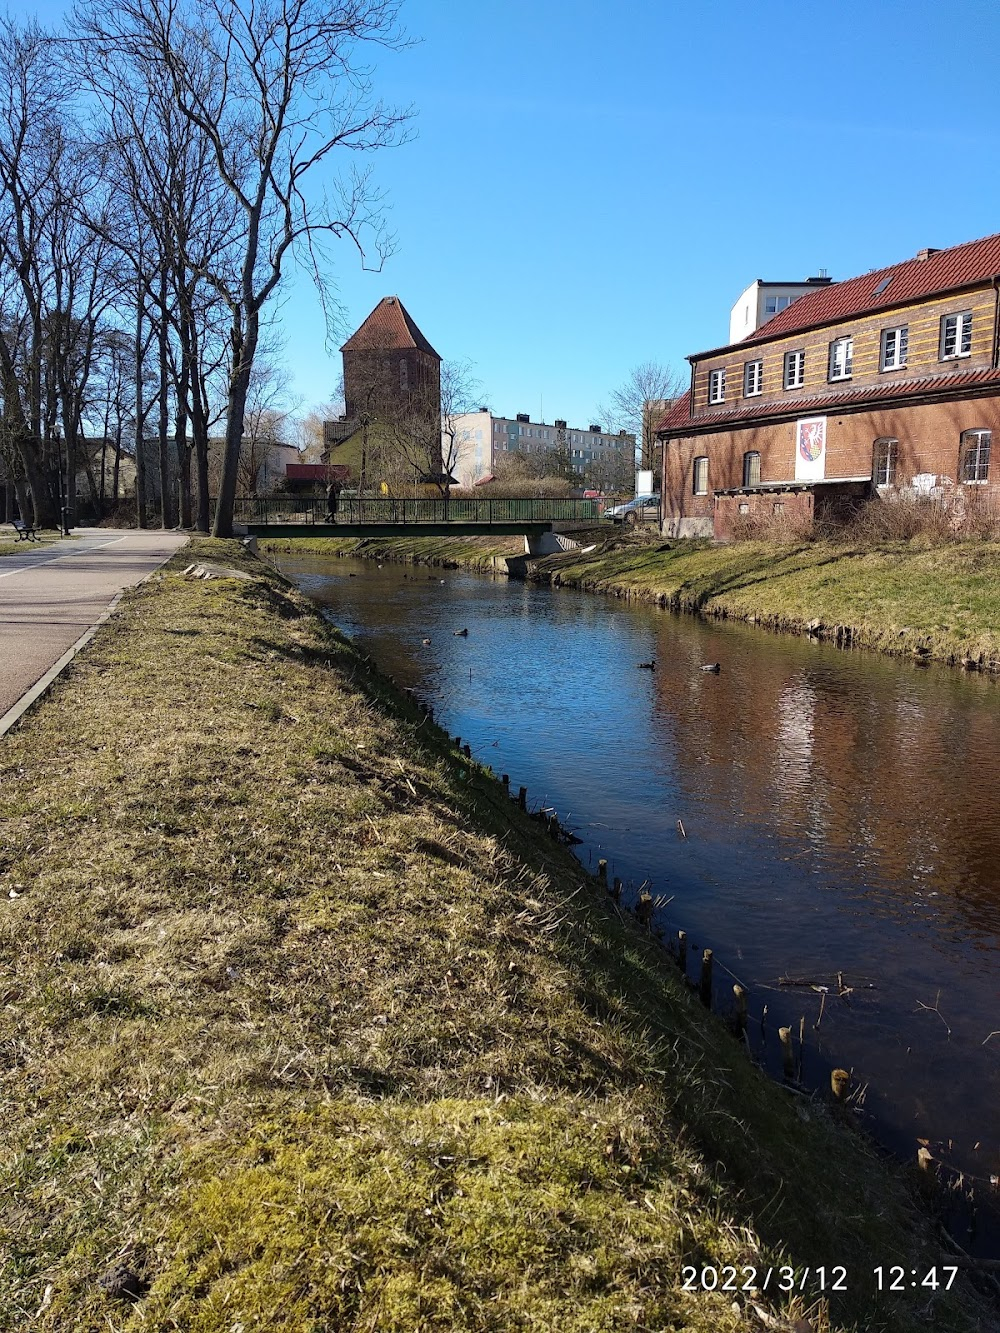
top-left (285, 463), bottom-right (350, 482)
top-left (697, 232), bottom-right (1000, 359)
top-left (660, 368), bottom-right (1000, 435)
top-left (341, 296), bottom-right (440, 357)
top-left (658, 393), bottom-right (692, 431)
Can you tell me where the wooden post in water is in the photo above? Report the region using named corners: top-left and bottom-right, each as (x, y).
top-left (778, 1027), bottom-right (795, 1080)
top-left (502, 774), bottom-right (510, 794)
top-left (699, 949), bottom-right (713, 1007)
top-left (677, 930), bottom-right (687, 973)
top-left (463, 744), bottom-right (471, 759)
top-left (733, 984), bottom-right (748, 1036)
top-left (518, 786), bottom-right (527, 811)
top-left (597, 858), bottom-right (608, 884)
top-left (548, 813), bottom-right (560, 840)
top-left (636, 890), bottom-right (653, 926)
top-left (830, 1069), bottom-right (850, 1103)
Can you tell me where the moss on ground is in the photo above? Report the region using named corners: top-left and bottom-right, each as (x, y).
top-left (0, 538), bottom-right (992, 1330)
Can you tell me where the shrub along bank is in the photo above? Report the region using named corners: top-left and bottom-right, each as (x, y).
top-left (0, 538), bottom-right (991, 1332)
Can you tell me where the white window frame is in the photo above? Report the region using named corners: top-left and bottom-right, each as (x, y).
top-left (940, 311), bottom-right (973, 360)
top-left (880, 326), bottom-right (908, 371)
top-left (708, 368), bottom-right (726, 404)
top-left (828, 336), bottom-right (853, 382)
top-left (693, 456), bottom-right (709, 495)
top-left (744, 360), bottom-right (763, 397)
top-left (960, 429), bottom-right (991, 483)
top-left (742, 451), bottom-right (761, 487)
top-left (783, 349), bottom-right (805, 389)
top-left (872, 437), bottom-right (898, 487)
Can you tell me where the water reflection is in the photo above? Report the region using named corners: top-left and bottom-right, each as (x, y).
top-left (277, 552), bottom-right (1000, 1192)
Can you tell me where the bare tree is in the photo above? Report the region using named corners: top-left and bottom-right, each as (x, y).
top-left (295, 399), bottom-right (343, 462)
top-left (439, 359), bottom-right (485, 491)
top-left (597, 361), bottom-right (684, 477)
top-left (77, 0), bottom-right (410, 537)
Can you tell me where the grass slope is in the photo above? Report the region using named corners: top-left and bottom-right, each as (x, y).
top-left (259, 534), bottom-right (524, 569)
top-left (0, 538), bottom-right (990, 1331)
top-left (532, 537), bottom-right (1000, 670)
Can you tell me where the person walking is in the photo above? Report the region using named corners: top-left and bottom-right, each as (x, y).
top-left (325, 479), bottom-right (341, 523)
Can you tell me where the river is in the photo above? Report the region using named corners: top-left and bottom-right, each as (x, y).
top-left (275, 549), bottom-right (1000, 1230)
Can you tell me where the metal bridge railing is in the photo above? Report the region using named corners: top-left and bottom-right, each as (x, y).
top-left (231, 496), bottom-right (601, 525)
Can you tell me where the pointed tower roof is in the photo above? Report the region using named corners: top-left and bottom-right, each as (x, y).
top-left (341, 296), bottom-right (440, 358)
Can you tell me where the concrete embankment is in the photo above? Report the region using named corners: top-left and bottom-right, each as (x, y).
top-left (3, 536), bottom-right (988, 1330)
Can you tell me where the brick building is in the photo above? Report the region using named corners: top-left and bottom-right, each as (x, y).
top-left (659, 233), bottom-right (1000, 538)
top-left (323, 296), bottom-right (446, 491)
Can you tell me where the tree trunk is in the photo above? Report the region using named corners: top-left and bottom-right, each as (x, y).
top-left (212, 311), bottom-right (256, 538)
top-left (134, 299), bottom-right (148, 528)
top-left (157, 268), bottom-right (171, 528)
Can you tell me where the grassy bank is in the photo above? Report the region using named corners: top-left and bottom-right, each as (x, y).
top-left (259, 533), bottom-right (524, 570)
top-left (530, 536), bottom-right (1000, 671)
top-left (0, 538), bottom-right (991, 1331)
top-left (262, 529), bottom-right (1000, 671)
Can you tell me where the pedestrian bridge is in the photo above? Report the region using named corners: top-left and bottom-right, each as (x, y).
top-left (236, 496), bottom-right (600, 540)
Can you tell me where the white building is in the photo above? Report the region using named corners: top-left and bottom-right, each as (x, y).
top-left (728, 274), bottom-right (833, 344)
top-left (445, 410), bottom-right (635, 488)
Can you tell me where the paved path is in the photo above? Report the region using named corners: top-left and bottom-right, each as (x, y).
top-left (0, 528), bottom-right (189, 726)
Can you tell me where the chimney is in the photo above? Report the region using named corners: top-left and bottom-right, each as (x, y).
top-left (916, 247), bottom-right (939, 262)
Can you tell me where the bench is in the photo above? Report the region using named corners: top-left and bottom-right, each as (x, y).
top-left (13, 518), bottom-right (39, 542)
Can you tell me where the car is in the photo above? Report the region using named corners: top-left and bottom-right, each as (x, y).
top-left (603, 494), bottom-right (661, 525)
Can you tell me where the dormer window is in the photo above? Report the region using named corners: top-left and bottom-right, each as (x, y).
top-left (708, 368), bottom-right (726, 404)
top-left (828, 336), bottom-right (853, 382)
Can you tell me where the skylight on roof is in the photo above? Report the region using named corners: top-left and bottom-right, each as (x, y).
top-left (873, 275), bottom-right (893, 296)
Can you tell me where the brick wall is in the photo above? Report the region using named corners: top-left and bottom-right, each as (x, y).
top-left (665, 395), bottom-right (1000, 536)
top-left (691, 285), bottom-right (997, 418)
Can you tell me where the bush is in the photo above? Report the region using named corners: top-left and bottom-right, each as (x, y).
top-left (730, 487), bottom-right (1000, 546)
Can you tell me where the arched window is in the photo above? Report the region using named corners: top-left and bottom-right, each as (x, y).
top-left (960, 429), bottom-right (991, 483)
top-left (692, 456), bottom-right (708, 495)
top-left (872, 437), bottom-right (898, 487)
top-left (742, 451), bottom-right (761, 487)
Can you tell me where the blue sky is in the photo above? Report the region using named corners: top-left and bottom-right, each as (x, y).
top-left (17, 0), bottom-right (1000, 429)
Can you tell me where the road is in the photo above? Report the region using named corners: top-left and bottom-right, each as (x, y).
top-left (0, 528), bottom-right (189, 726)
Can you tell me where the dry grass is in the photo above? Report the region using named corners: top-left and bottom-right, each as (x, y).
top-left (0, 539), bottom-right (990, 1331)
top-left (527, 535), bottom-right (1000, 670)
top-left (0, 529), bottom-right (62, 556)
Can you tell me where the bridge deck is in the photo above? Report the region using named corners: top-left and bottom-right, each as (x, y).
top-left (245, 522), bottom-right (554, 539)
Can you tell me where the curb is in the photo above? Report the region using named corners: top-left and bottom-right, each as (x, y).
top-left (0, 591), bottom-right (127, 739)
